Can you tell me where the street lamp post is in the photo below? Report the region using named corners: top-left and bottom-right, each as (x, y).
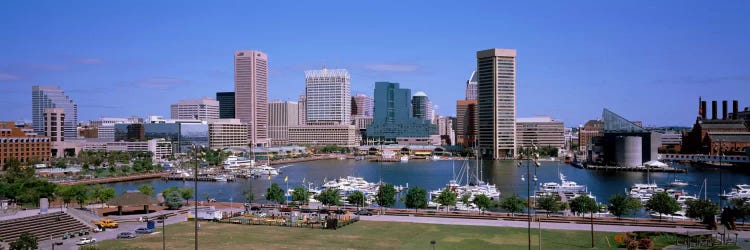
top-left (518, 145), bottom-right (539, 250)
top-left (192, 145), bottom-right (204, 250)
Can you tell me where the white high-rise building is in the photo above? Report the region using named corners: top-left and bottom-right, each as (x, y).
top-left (170, 97), bottom-right (220, 121)
top-left (32, 86), bottom-right (78, 140)
top-left (235, 50), bottom-right (269, 146)
top-left (465, 71), bottom-right (478, 100)
top-left (477, 48), bottom-right (516, 159)
top-left (305, 68), bottom-right (350, 125)
top-left (268, 101), bottom-right (300, 146)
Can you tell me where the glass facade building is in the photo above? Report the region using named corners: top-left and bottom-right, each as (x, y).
top-left (114, 122), bottom-right (207, 153)
top-left (367, 82), bottom-right (436, 142)
top-left (216, 92), bottom-right (235, 119)
top-left (32, 86), bottom-right (78, 140)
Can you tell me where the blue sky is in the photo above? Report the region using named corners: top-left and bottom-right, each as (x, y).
top-left (1, 0), bottom-right (748, 127)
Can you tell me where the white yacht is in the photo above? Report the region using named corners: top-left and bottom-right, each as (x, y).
top-left (628, 183), bottom-right (665, 203)
top-left (539, 173), bottom-right (587, 193)
top-left (668, 179), bottom-right (689, 187)
top-left (213, 176), bottom-right (228, 182)
top-left (400, 155), bottom-right (409, 163)
top-left (722, 184), bottom-right (750, 199)
top-left (430, 156), bottom-right (501, 209)
top-left (251, 165), bottom-right (279, 176)
top-left (223, 156), bottom-right (254, 170)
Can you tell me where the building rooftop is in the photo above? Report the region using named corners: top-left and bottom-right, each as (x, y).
top-left (516, 116), bottom-right (560, 123)
top-left (413, 91), bottom-right (427, 97)
top-left (707, 132), bottom-right (750, 143)
top-left (699, 120), bottom-right (748, 130)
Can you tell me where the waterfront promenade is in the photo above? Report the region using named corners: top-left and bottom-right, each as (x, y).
top-left (54, 172), bottom-right (168, 185)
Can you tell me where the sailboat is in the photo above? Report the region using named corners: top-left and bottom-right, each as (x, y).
top-left (668, 162), bottom-right (688, 187)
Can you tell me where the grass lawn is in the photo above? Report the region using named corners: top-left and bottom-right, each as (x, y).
top-left (97, 221), bottom-right (643, 250)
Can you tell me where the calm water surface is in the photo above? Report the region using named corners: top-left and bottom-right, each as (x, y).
top-left (108, 159), bottom-right (750, 207)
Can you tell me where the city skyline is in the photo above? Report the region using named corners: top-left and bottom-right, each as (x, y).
top-left (1, 1), bottom-right (749, 127)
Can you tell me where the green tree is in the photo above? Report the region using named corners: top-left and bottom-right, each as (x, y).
top-left (316, 188), bottom-right (341, 207)
top-left (164, 191), bottom-right (183, 210)
top-left (730, 198), bottom-right (750, 224)
top-left (3, 158), bottom-right (34, 182)
top-left (434, 188), bottom-right (457, 211)
top-left (243, 187), bottom-right (255, 203)
top-left (346, 191), bottom-right (366, 209)
top-left (180, 188), bottom-right (194, 201)
top-left (69, 184), bottom-right (90, 208)
top-left (473, 194), bottom-right (492, 213)
top-left (644, 191), bottom-right (681, 221)
top-left (607, 193), bottom-right (642, 219)
top-left (265, 183), bottom-right (286, 204)
top-left (500, 194), bottom-right (526, 215)
top-left (82, 163), bottom-right (91, 172)
top-left (375, 183), bottom-right (397, 213)
top-left (536, 195), bottom-right (565, 217)
top-left (9, 232), bottom-right (37, 250)
top-left (402, 186), bottom-right (428, 211)
top-left (460, 193), bottom-right (471, 205)
top-left (56, 185), bottom-right (74, 207)
top-left (137, 184), bottom-right (155, 196)
top-left (91, 185), bottom-right (115, 207)
top-left (685, 199), bottom-right (719, 226)
top-left (569, 195), bottom-right (598, 216)
top-left (291, 186), bottom-right (310, 205)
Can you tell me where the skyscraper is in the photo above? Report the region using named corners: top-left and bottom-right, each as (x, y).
top-left (304, 68), bottom-right (351, 125)
top-left (44, 108), bottom-right (65, 142)
top-left (268, 101), bottom-right (300, 146)
top-left (367, 82), bottom-right (436, 142)
top-left (456, 100), bottom-right (478, 147)
top-left (216, 92), bottom-right (235, 119)
top-left (234, 50), bottom-right (268, 146)
top-left (352, 93), bottom-right (374, 116)
top-left (411, 91), bottom-right (430, 120)
top-left (477, 48), bottom-right (516, 159)
top-left (298, 95), bottom-right (307, 125)
top-left (32, 86), bottom-right (78, 140)
top-left (465, 70), bottom-right (478, 100)
top-left (170, 97), bottom-right (220, 121)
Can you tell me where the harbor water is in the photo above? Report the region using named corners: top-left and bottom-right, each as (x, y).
top-left (107, 159), bottom-right (750, 208)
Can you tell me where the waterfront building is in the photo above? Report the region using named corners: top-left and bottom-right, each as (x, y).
top-left (32, 86), bottom-right (78, 140)
top-left (366, 82), bottom-right (436, 143)
top-left (588, 109), bottom-right (661, 167)
top-left (456, 100), bottom-right (478, 147)
top-left (305, 68), bottom-right (351, 125)
top-left (89, 117), bottom-right (136, 127)
top-left (288, 125), bottom-right (357, 147)
top-left (705, 132), bottom-right (750, 155)
top-left (170, 97), bottom-right (220, 121)
top-left (0, 121), bottom-right (50, 166)
top-left (216, 92), bottom-right (235, 119)
top-left (436, 116), bottom-right (455, 146)
top-left (81, 139), bottom-right (172, 160)
top-left (44, 108), bottom-right (65, 142)
top-left (412, 91), bottom-right (430, 120)
top-left (516, 116), bottom-right (564, 149)
top-left (352, 93), bottom-right (374, 116)
top-left (564, 127), bottom-right (578, 150)
top-left (476, 48), bottom-right (517, 159)
top-left (234, 50), bottom-right (269, 146)
top-left (115, 120), bottom-right (209, 153)
top-left (657, 130), bottom-right (683, 152)
top-left (465, 70), bottom-right (478, 100)
top-left (298, 95), bottom-right (307, 125)
top-left (208, 119), bottom-right (248, 149)
top-left (268, 101), bottom-right (300, 146)
top-left (682, 98), bottom-right (749, 154)
top-left (578, 120), bottom-right (603, 152)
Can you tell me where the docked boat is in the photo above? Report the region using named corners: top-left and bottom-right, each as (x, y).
top-left (721, 184), bottom-right (750, 200)
top-left (628, 183), bottom-right (665, 203)
top-left (539, 173), bottom-right (587, 193)
top-left (668, 179), bottom-right (689, 187)
top-left (400, 155), bottom-right (409, 163)
top-left (250, 165), bottom-right (279, 176)
top-left (213, 176), bottom-right (228, 182)
top-left (430, 155), bottom-right (501, 209)
top-left (223, 156), bottom-right (254, 170)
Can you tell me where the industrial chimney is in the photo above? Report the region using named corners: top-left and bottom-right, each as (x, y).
top-left (701, 101), bottom-right (707, 120)
top-left (733, 100), bottom-right (739, 120)
top-left (722, 100), bottom-right (728, 120)
top-left (712, 100), bottom-right (717, 120)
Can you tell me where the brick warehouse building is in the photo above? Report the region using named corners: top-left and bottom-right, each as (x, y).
top-left (0, 122), bottom-right (51, 168)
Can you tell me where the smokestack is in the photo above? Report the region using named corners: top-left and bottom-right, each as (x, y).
top-left (722, 100), bottom-right (728, 120)
top-left (733, 100), bottom-right (739, 120)
top-left (712, 100), bottom-right (717, 120)
top-left (701, 101), bottom-right (707, 120)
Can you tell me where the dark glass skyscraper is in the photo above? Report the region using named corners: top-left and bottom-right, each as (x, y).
top-left (216, 92), bottom-right (235, 119)
top-left (367, 82), bottom-right (436, 142)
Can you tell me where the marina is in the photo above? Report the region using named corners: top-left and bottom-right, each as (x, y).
top-left (107, 158), bottom-right (750, 212)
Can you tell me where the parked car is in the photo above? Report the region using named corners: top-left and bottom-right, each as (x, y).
top-left (76, 238), bottom-right (96, 245)
top-left (135, 228), bottom-right (154, 234)
top-left (117, 232), bottom-right (136, 239)
top-left (355, 209), bottom-right (373, 216)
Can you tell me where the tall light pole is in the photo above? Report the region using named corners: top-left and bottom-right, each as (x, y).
top-left (517, 144), bottom-right (539, 250)
top-left (193, 145), bottom-right (204, 250)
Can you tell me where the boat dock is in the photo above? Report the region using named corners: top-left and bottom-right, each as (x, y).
top-left (580, 165), bottom-right (687, 173)
top-left (161, 175), bottom-right (236, 182)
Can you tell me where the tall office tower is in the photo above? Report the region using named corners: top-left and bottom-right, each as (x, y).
top-left (216, 92), bottom-right (235, 119)
top-left (367, 82), bottom-right (436, 141)
top-left (44, 108), bottom-right (65, 142)
top-left (32, 86), bottom-right (78, 140)
top-left (437, 116), bottom-right (455, 145)
top-left (456, 100), bottom-right (478, 147)
top-left (465, 70), bottom-right (478, 100)
top-left (412, 91), bottom-right (430, 120)
top-left (304, 68), bottom-right (351, 125)
top-left (234, 50), bottom-right (268, 146)
top-left (268, 101), bottom-right (300, 146)
top-left (298, 95), bottom-right (307, 125)
top-left (170, 97), bottom-right (220, 121)
top-left (352, 93), bottom-right (374, 116)
top-left (477, 48), bottom-right (517, 159)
